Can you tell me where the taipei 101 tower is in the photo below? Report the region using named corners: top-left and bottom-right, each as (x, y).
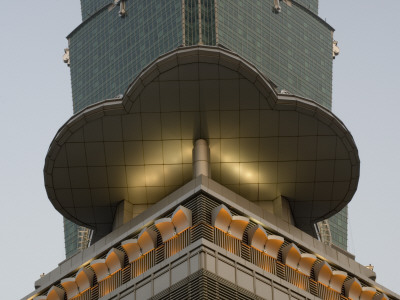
top-left (63, 0), bottom-right (346, 259)
top-left (25, 1), bottom-right (398, 300)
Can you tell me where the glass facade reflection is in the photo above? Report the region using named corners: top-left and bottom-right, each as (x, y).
top-left (296, 0), bottom-right (318, 14)
top-left (69, 0), bottom-right (333, 113)
top-left (80, 0), bottom-right (110, 21)
top-left (329, 206), bottom-right (348, 250)
top-left (217, 0), bottom-right (333, 108)
top-left (63, 219), bottom-right (80, 258)
top-left (69, 0), bottom-right (183, 113)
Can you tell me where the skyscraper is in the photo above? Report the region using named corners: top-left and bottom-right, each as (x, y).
top-left (69, 0), bottom-right (332, 112)
top-left (63, 0), bottom-right (345, 259)
top-left (25, 1), bottom-right (397, 299)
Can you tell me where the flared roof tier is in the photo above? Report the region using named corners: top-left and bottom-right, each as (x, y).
top-left (44, 46), bottom-right (359, 235)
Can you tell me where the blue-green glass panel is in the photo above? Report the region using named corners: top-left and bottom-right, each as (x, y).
top-left (185, 0), bottom-right (199, 45)
top-left (80, 0), bottom-right (111, 21)
top-left (63, 218), bottom-right (81, 258)
top-left (295, 0), bottom-right (319, 15)
top-left (201, 0), bottom-right (216, 45)
top-left (217, 0), bottom-right (333, 109)
top-left (328, 206), bottom-right (348, 250)
top-left (69, 0), bottom-right (183, 113)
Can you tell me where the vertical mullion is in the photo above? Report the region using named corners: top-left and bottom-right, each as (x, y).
top-left (182, 0), bottom-right (186, 45)
top-left (215, 0), bottom-right (219, 44)
top-left (198, 0), bottom-right (203, 44)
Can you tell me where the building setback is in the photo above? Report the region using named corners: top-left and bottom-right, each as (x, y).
top-left (24, 1), bottom-right (397, 300)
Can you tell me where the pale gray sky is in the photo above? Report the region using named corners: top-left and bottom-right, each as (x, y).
top-left (0, 1), bottom-right (399, 299)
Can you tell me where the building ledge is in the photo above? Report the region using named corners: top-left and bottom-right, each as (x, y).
top-left (26, 176), bottom-right (397, 300)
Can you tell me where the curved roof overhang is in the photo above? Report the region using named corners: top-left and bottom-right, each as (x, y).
top-left (44, 45), bottom-right (359, 235)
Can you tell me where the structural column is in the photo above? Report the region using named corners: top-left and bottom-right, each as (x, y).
top-left (192, 139), bottom-right (210, 178)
